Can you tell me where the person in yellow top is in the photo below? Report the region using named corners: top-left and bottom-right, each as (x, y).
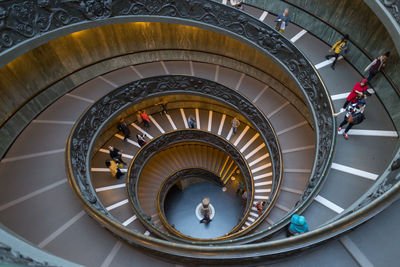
top-left (105, 160), bottom-right (124, 179)
top-left (325, 34), bottom-right (349, 70)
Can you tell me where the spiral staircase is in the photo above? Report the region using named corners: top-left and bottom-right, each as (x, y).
top-left (0, 0), bottom-right (399, 266)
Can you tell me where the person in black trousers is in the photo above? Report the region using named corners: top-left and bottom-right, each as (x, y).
top-left (117, 118), bottom-right (131, 141)
top-left (137, 134), bottom-right (147, 147)
top-left (325, 34), bottom-right (349, 70)
top-left (155, 100), bottom-right (168, 116)
top-left (200, 211), bottom-right (212, 224)
top-left (334, 99), bottom-right (366, 140)
top-left (108, 146), bottom-right (126, 165)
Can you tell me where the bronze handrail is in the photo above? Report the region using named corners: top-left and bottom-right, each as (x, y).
top-left (126, 132), bottom-right (256, 242)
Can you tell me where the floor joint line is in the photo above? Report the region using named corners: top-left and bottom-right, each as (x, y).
top-left (38, 210), bottom-right (85, 248)
top-left (130, 65), bottom-right (144, 78)
top-left (1, 149), bottom-right (65, 163)
top-left (65, 93), bottom-right (94, 103)
top-left (0, 179), bottom-right (67, 212)
top-left (253, 85), bottom-right (269, 103)
top-left (98, 76), bottom-right (118, 88)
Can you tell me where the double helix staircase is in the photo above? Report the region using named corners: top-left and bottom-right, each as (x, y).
top-left (0, 0), bottom-right (399, 266)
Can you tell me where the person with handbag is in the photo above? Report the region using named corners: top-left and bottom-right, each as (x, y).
top-left (108, 146), bottom-right (126, 165)
top-left (274, 8), bottom-right (290, 34)
top-left (136, 134), bottom-right (147, 147)
top-left (334, 98), bottom-right (366, 140)
top-left (364, 51), bottom-right (390, 83)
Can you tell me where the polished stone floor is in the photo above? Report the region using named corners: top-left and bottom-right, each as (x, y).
top-left (164, 182), bottom-right (245, 239)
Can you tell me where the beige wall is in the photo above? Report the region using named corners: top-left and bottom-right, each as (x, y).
top-left (0, 22), bottom-right (300, 124)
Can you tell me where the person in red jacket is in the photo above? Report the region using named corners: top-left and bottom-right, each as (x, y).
top-left (140, 110), bottom-right (150, 128)
top-left (342, 79), bottom-right (369, 109)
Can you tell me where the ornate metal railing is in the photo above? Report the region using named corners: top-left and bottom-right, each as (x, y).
top-left (0, 0), bottom-right (399, 264)
top-left (126, 131), bottom-right (255, 241)
top-left (14, 0), bottom-right (335, 261)
top-left (67, 74), bottom-right (286, 244)
top-left (380, 0), bottom-right (400, 25)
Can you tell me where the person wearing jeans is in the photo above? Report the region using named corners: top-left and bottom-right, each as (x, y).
top-left (274, 8), bottom-right (290, 34)
top-left (232, 117), bottom-right (240, 135)
top-left (334, 100), bottom-right (366, 140)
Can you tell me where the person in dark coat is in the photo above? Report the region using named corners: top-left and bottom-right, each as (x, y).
top-left (117, 118), bottom-right (131, 141)
top-left (188, 115), bottom-right (196, 129)
top-left (200, 211), bottom-right (212, 224)
top-left (334, 98), bottom-right (366, 140)
top-left (108, 146), bottom-right (126, 165)
top-left (137, 134), bottom-right (147, 147)
top-left (155, 100), bottom-right (168, 115)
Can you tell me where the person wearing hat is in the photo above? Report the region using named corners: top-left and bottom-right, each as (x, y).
top-left (325, 34), bottom-right (349, 70)
top-left (287, 214), bottom-right (309, 237)
top-left (342, 78), bottom-right (369, 109)
top-left (334, 97), bottom-right (367, 140)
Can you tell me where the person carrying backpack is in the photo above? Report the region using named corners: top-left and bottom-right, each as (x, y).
top-left (287, 214), bottom-right (309, 237)
top-left (334, 98), bottom-right (366, 140)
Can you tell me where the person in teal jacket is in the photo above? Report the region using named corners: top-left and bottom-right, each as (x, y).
top-left (287, 214), bottom-right (309, 237)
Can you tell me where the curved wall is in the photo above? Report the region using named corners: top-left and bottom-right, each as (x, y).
top-left (0, 22), bottom-right (300, 124)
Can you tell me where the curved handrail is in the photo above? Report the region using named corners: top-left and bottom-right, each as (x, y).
top-left (242, 0), bottom-right (400, 96)
top-left (1, 0), bottom-right (399, 263)
top-left (54, 0), bottom-right (334, 260)
top-left (157, 168), bottom-right (231, 239)
top-left (126, 131), bottom-right (255, 241)
top-left (156, 167), bottom-right (224, 232)
top-left (67, 74), bottom-right (285, 245)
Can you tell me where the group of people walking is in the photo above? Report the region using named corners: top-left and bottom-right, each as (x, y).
top-left (326, 38), bottom-right (390, 139)
top-left (334, 79), bottom-right (369, 140)
top-left (118, 110), bottom-right (151, 146)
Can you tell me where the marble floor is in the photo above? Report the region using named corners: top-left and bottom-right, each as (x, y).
top-left (164, 182), bottom-right (245, 239)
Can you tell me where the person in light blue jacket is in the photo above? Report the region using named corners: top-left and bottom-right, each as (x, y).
top-left (274, 8), bottom-right (290, 33)
top-left (287, 214), bottom-right (309, 237)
